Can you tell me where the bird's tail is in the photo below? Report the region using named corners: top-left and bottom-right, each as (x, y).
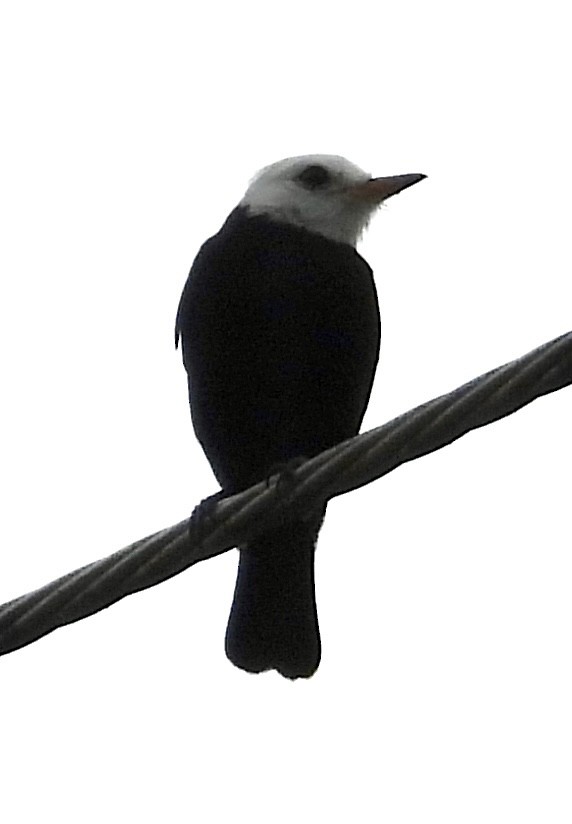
top-left (225, 516), bottom-right (323, 679)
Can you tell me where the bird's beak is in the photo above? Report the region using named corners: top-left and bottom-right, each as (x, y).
top-left (349, 173), bottom-right (426, 203)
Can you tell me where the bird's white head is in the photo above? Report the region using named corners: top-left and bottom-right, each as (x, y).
top-left (240, 154), bottom-right (425, 247)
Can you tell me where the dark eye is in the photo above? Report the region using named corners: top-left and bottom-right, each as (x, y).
top-left (296, 165), bottom-right (331, 190)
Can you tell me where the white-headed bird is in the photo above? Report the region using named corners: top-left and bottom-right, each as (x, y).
top-left (176, 155), bottom-right (425, 678)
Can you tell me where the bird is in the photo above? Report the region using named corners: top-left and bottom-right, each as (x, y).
top-left (175, 154), bottom-right (425, 679)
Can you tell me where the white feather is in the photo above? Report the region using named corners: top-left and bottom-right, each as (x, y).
top-left (240, 154), bottom-right (377, 246)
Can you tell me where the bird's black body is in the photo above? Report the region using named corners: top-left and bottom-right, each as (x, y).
top-left (176, 206), bottom-right (380, 677)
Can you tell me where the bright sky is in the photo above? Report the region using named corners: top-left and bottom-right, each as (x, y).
top-left (1, 2), bottom-right (571, 821)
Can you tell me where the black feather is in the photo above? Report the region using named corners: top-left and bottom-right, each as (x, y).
top-left (176, 207), bottom-right (380, 677)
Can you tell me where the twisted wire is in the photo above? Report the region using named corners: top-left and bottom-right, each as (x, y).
top-left (1, 331), bottom-right (570, 657)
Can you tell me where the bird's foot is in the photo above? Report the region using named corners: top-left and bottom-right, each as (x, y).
top-left (266, 457), bottom-right (307, 493)
top-left (188, 490), bottom-right (225, 543)
top-left (261, 458), bottom-right (308, 525)
top-left (266, 458), bottom-right (327, 527)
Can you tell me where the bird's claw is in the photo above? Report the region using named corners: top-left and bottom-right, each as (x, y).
top-left (188, 490), bottom-right (225, 543)
top-left (265, 457), bottom-right (307, 493)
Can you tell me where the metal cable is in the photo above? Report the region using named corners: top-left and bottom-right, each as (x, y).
top-left (1, 331), bottom-right (570, 657)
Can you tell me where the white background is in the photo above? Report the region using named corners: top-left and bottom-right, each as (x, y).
top-left (1, 1), bottom-right (571, 821)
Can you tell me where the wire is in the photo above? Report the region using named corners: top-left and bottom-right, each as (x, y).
top-left (1, 331), bottom-right (570, 657)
